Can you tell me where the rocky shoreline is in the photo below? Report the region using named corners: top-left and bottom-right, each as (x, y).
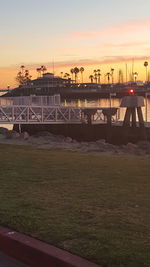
top-left (0, 127), bottom-right (150, 156)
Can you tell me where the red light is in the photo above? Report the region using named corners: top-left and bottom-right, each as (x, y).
top-left (129, 88), bottom-right (134, 95)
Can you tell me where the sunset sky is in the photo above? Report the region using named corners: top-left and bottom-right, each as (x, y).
top-left (0, 0), bottom-right (150, 88)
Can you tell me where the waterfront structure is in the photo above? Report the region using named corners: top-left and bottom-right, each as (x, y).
top-left (0, 95), bottom-right (148, 144)
top-left (0, 96), bottom-right (119, 125)
top-left (2, 71), bottom-right (150, 100)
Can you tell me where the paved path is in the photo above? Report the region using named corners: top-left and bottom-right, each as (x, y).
top-left (0, 252), bottom-right (28, 267)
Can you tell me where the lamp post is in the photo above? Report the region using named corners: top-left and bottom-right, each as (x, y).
top-left (133, 72), bottom-right (138, 82)
top-left (144, 61), bottom-right (148, 82)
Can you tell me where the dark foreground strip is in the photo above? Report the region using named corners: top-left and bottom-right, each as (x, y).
top-left (0, 226), bottom-right (101, 267)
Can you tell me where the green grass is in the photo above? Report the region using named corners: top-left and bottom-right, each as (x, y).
top-left (0, 144), bottom-right (150, 267)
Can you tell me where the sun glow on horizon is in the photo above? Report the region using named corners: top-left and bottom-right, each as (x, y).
top-left (0, 59), bottom-right (149, 89)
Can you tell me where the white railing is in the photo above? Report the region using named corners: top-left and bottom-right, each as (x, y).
top-left (0, 105), bottom-right (119, 124)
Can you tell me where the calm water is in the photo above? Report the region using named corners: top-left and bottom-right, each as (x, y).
top-left (65, 97), bottom-right (150, 122)
top-left (0, 92), bottom-right (150, 130)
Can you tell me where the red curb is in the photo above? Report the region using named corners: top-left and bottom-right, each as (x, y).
top-left (0, 226), bottom-right (101, 267)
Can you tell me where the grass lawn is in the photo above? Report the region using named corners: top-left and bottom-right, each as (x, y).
top-left (0, 144), bottom-right (150, 267)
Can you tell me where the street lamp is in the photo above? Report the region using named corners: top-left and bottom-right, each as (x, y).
top-left (133, 72), bottom-right (138, 82)
top-left (144, 61), bottom-right (148, 82)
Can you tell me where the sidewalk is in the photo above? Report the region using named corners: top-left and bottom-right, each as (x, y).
top-left (0, 226), bottom-right (101, 267)
top-left (0, 251), bottom-right (28, 267)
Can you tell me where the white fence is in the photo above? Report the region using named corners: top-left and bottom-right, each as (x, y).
top-left (0, 105), bottom-right (119, 124)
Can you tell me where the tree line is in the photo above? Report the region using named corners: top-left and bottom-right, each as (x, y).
top-left (16, 61), bottom-right (150, 85)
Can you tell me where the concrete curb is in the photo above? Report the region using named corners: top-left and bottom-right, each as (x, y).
top-left (0, 226), bottom-right (101, 267)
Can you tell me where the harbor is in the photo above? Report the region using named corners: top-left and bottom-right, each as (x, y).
top-left (0, 94), bottom-right (150, 144)
top-left (1, 1), bottom-right (150, 266)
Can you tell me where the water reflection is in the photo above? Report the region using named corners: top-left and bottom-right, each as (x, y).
top-left (65, 98), bottom-right (150, 122)
top-left (0, 91), bottom-right (150, 127)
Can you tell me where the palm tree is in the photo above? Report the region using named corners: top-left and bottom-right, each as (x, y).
top-left (144, 61), bottom-right (148, 82)
top-left (64, 73), bottom-right (70, 83)
top-left (80, 67), bottom-right (84, 83)
top-left (93, 70), bottom-right (98, 83)
top-left (89, 75), bottom-right (94, 83)
top-left (94, 73), bottom-right (98, 83)
top-left (24, 70), bottom-right (31, 83)
top-left (106, 72), bottom-right (111, 84)
top-left (25, 69), bottom-right (29, 76)
top-left (97, 69), bottom-right (101, 83)
top-left (111, 68), bottom-right (114, 84)
top-left (67, 73), bottom-right (71, 83)
top-left (20, 65), bottom-right (25, 74)
top-left (41, 65), bottom-right (47, 75)
top-left (16, 68), bottom-right (31, 85)
top-left (16, 71), bottom-right (23, 85)
top-left (36, 68), bottom-right (41, 78)
top-left (70, 68), bottom-right (74, 83)
top-left (43, 66), bottom-right (47, 74)
top-left (64, 73), bottom-right (70, 79)
top-left (74, 67), bottom-right (80, 83)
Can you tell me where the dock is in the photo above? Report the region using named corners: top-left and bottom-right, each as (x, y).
top-left (0, 95), bottom-right (150, 144)
top-left (0, 104), bottom-right (119, 125)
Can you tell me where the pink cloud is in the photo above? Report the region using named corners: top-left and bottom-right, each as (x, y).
top-left (107, 18), bottom-right (150, 36)
top-left (71, 18), bottom-right (150, 40)
top-left (97, 40), bottom-right (150, 49)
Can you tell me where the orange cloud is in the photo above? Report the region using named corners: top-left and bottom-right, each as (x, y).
top-left (1, 56), bottom-right (150, 88)
top-left (25, 56), bottom-right (150, 69)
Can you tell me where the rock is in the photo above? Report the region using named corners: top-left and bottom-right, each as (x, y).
top-left (6, 130), bottom-right (20, 139)
top-left (137, 140), bottom-right (150, 150)
top-left (72, 139), bottom-right (78, 144)
top-left (80, 142), bottom-right (89, 146)
top-left (0, 127), bottom-right (9, 135)
top-left (95, 139), bottom-right (107, 151)
top-left (20, 131), bottom-right (30, 140)
top-left (0, 134), bottom-right (5, 139)
top-left (123, 142), bottom-right (138, 154)
top-left (96, 139), bottom-right (106, 144)
top-left (34, 131), bottom-right (53, 137)
top-left (30, 136), bottom-right (49, 145)
top-left (86, 145), bottom-right (101, 152)
top-left (55, 135), bottom-right (66, 141)
top-left (33, 132), bottom-right (62, 142)
top-left (65, 137), bottom-right (72, 143)
top-left (106, 143), bottom-right (116, 150)
top-left (137, 141), bottom-right (150, 154)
